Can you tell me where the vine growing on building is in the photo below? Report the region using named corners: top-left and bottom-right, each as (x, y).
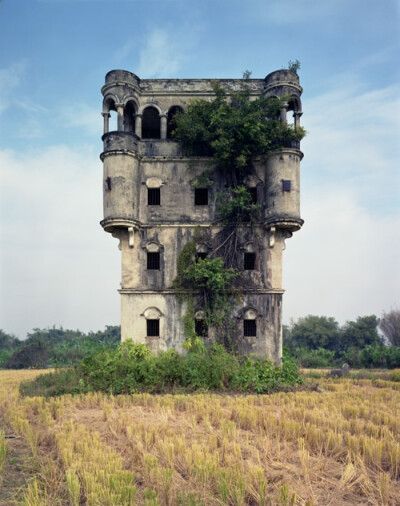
top-left (172, 76), bottom-right (305, 347)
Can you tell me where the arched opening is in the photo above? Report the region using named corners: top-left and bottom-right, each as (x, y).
top-left (167, 106), bottom-right (184, 139)
top-left (103, 97), bottom-right (118, 133)
top-left (124, 100), bottom-right (137, 133)
top-left (142, 106), bottom-right (161, 139)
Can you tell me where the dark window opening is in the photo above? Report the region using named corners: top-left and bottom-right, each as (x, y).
top-left (195, 319), bottom-right (208, 337)
top-left (167, 106), bottom-right (183, 139)
top-left (282, 180), bottom-right (291, 192)
top-left (196, 252), bottom-right (208, 262)
top-left (244, 252), bottom-right (256, 270)
top-left (148, 188), bottom-right (160, 205)
top-left (244, 320), bottom-right (257, 337)
top-left (105, 177), bottom-right (112, 191)
top-left (195, 188), bottom-right (208, 205)
top-left (142, 107), bottom-right (161, 139)
top-left (147, 319), bottom-right (159, 337)
top-left (248, 187), bottom-right (257, 204)
top-left (147, 252), bottom-right (160, 270)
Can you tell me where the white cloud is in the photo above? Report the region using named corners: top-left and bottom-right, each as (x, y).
top-left (302, 78), bottom-right (400, 212)
top-left (282, 75), bottom-right (400, 324)
top-left (284, 190), bottom-right (400, 324)
top-left (0, 145), bottom-right (120, 338)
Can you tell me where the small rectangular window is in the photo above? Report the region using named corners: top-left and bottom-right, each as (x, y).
top-left (244, 320), bottom-right (257, 337)
top-left (148, 188), bottom-right (160, 205)
top-left (195, 319), bottom-right (208, 337)
top-left (147, 252), bottom-right (160, 270)
top-left (147, 319), bottom-right (159, 337)
top-left (244, 252), bottom-right (256, 270)
top-left (195, 188), bottom-right (208, 206)
top-left (282, 180), bottom-right (291, 192)
top-left (248, 187), bottom-right (257, 204)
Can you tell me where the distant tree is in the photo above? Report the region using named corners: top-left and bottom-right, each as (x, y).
top-left (339, 315), bottom-right (381, 352)
top-left (287, 315), bottom-right (341, 352)
top-left (379, 309), bottom-right (400, 347)
top-left (4, 340), bottom-right (49, 369)
top-left (0, 329), bottom-right (21, 349)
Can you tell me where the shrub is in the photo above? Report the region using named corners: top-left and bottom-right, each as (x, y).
top-left (21, 342), bottom-right (303, 397)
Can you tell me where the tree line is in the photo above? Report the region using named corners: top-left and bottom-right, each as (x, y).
top-left (1, 309), bottom-right (399, 370)
top-left (0, 326), bottom-right (120, 369)
top-left (285, 309), bottom-right (400, 368)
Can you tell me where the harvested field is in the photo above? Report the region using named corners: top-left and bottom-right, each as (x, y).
top-left (0, 369), bottom-right (399, 505)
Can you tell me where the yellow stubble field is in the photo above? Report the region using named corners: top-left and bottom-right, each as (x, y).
top-left (0, 369), bottom-right (399, 505)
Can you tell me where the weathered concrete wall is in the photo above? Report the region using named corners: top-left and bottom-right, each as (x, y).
top-left (100, 69), bottom-right (304, 365)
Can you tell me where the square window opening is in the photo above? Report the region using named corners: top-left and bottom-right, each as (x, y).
top-left (148, 188), bottom-right (160, 205)
top-left (244, 319), bottom-right (257, 337)
top-left (244, 252), bottom-right (256, 270)
top-left (195, 319), bottom-right (208, 337)
top-left (147, 319), bottom-right (160, 337)
top-left (282, 180), bottom-right (291, 192)
top-left (195, 188), bottom-right (209, 206)
top-left (147, 252), bottom-right (160, 270)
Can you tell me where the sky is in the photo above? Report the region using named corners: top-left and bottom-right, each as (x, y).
top-left (0, 0), bottom-right (399, 339)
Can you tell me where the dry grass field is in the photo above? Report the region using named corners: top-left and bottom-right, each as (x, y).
top-left (0, 369), bottom-right (399, 505)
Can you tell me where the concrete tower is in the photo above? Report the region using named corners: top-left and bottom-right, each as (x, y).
top-left (100, 69), bottom-right (303, 364)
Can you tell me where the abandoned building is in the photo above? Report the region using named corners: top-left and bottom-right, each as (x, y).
top-left (100, 69), bottom-right (304, 364)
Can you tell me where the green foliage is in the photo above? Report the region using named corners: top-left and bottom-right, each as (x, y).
top-left (21, 344), bottom-right (303, 397)
top-left (2, 325), bottom-right (121, 369)
top-left (217, 186), bottom-right (260, 224)
top-left (173, 83), bottom-right (305, 183)
top-left (287, 60), bottom-right (301, 74)
top-left (286, 315), bottom-right (341, 352)
top-left (292, 347), bottom-right (337, 368)
top-left (173, 238), bottom-right (239, 345)
top-left (339, 315), bottom-right (381, 352)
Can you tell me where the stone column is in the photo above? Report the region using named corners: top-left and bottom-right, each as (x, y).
top-left (135, 114), bottom-right (142, 138)
top-left (116, 104), bottom-right (124, 131)
top-left (294, 112), bottom-right (303, 128)
top-left (280, 102), bottom-right (288, 123)
top-left (102, 112), bottom-right (110, 134)
top-left (160, 113), bottom-right (168, 140)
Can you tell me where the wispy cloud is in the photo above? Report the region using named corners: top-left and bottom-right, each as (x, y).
top-left (59, 104), bottom-right (102, 137)
top-left (0, 60), bottom-right (28, 115)
top-left (115, 22), bottom-right (201, 78)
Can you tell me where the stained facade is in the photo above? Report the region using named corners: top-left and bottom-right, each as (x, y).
top-left (100, 69), bottom-right (304, 364)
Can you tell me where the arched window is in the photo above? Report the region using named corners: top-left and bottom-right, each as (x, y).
top-left (143, 240), bottom-right (163, 271)
top-left (167, 106), bottom-right (184, 139)
top-left (243, 308), bottom-right (258, 337)
top-left (146, 177), bottom-right (163, 206)
top-left (103, 96), bottom-right (118, 133)
top-left (195, 243), bottom-right (209, 262)
top-left (142, 106), bottom-right (161, 139)
top-left (243, 242), bottom-right (256, 271)
top-left (195, 310), bottom-right (208, 337)
top-left (124, 100), bottom-right (137, 133)
top-left (142, 307), bottom-right (163, 337)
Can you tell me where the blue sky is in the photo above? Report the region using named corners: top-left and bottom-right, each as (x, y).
top-left (0, 0), bottom-right (399, 338)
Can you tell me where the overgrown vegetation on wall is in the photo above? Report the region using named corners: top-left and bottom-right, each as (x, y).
top-left (172, 77), bottom-right (306, 347)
